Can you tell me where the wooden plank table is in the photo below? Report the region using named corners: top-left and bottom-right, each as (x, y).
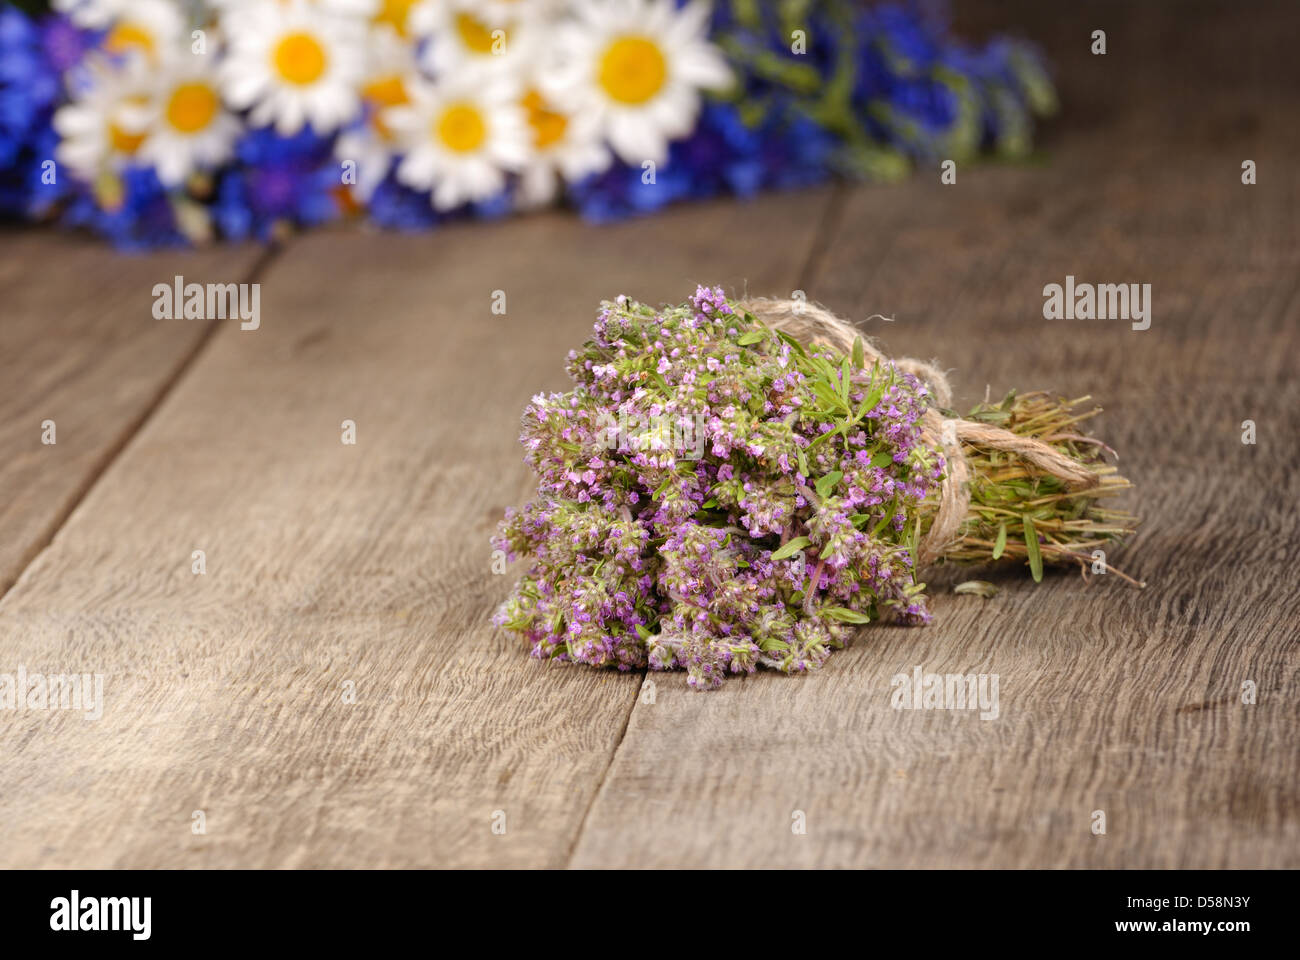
top-left (1, 0), bottom-right (1295, 868)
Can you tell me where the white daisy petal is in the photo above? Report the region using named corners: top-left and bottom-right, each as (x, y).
top-left (608, 110), bottom-right (665, 166)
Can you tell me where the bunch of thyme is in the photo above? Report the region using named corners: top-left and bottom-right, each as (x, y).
top-left (493, 287), bottom-right (1137, 688)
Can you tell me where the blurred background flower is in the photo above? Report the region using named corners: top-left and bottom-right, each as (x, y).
top-left (0, 0), bottom-right (1057, 248)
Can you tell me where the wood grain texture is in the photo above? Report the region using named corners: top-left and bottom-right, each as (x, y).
top-left (570, 0), bottom-right (1300, 867)
top-left (0, 190), bottom-right (830, 868)
top-left (0, 232), bottom-right (262, 596)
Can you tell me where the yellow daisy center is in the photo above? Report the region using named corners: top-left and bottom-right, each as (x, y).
top-left (108, 122), bottom-right (146, 154)
top-left (165, 82), bottom-right (220, 134)
top-left (104, 22), bottom-right (154, 56)
top-left (374, 0), bottom-right (419, 36)
top-left (363, 74), bottom-right (408, 137)
top-left (363, 74), bottom-right (409, 109)
top-left (435, 102), bottom-right (487, 153)
top-left (598, 35), bottom-right (667, 105)
top-left (455, 13), bottom-right (504, 55)
top-left (108, 97), bottom-right (149, 154)
top-left (272, 32), bottom-right (328, 86)
top-left (522, 90), bottom-right (567, 150)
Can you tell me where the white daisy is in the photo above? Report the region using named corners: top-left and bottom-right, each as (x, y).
top-left (515, 86), bottom-right (610, 208)
top-left (98, 0), bottom-right (184, 63)
top-left (415, 0), bottom-right (541, 83)
top-left (545, 0), bottom-right (732, 166)
top-left (333, 23), bottom-right (420, 199)
top-left (53, 56), bottom-right (152, 181)
top-left (133, 54), bottom-right (242, 186)
top-left (219, 0), bottom-right (365, 136)
top-left (383, 75), bottom-right (530, 210)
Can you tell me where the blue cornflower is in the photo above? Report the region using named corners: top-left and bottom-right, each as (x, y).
top-left (367, 173), bottom-right (440, 232)
top-left (214, 126), bottom-right (341, 241)
top-left (0, 8), bottom-right (65, 213)
top-left (63, 166), bottom-right (186, 251)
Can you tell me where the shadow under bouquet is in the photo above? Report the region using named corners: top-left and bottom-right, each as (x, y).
top-left (493, 287), bottom-right (1138, 689)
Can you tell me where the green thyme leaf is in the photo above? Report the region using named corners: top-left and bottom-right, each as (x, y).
top-left (1023, 515), bottom-right (1043, 582)
top-left (811, 381), bottom-right (840, 409)
top-left (852, 336), bottom-right (865, 370)
top-left (822, 606), bottom-right (873, 624)
top-left (992, 522), bottom-right (1007, 559)
top-left (856, 383), bottom-right (885, 420)
top-left (871, 503), bottom-right (897, 538)
top-left (805, 428), bottom-right (834, 452)
top-left (737, 330), bottom-right (765, 345)
top-left (775, 330), bottom-right (806, 357)
top-left (815, 470), bottom-right (842, 499)
top-left (770, 537), bottom-right (811, 561)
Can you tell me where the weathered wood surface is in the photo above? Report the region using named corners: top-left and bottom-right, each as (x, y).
top-left (0, 234), bottom-right (263, 596)
top-left (0, 192), bottom-right (830, 867)
top-left (571, 0), bottom-right (1300, 867)
top-left (1, 0), bottom-right (1296, 869)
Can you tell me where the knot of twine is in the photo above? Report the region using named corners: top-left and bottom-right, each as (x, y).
top-left (737, 298), bottom-right (1100, 566)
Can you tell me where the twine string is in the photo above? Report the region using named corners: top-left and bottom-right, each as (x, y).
top-left (737, 298), bottom-right (1100, 566)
